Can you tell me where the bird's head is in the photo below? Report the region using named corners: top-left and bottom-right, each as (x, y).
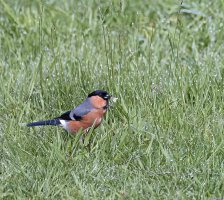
top-left (88, 90), bottom-right (111, 100)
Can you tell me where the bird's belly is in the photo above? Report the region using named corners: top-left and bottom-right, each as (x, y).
top-left (65, 118), bottom-right (102, 133)
top-left (65, 110), bottom-right (105, 134)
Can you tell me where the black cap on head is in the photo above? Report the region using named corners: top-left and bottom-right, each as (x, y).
top-left (88, 90), bottom-right (111, 100)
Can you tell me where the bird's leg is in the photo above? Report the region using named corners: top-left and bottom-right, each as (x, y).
top-left (81, 134), bottom-right (85, 144)
top-left (82, 128), bottom-right (93, 152)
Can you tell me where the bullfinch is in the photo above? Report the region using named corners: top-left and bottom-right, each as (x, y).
top-left (26, 90), bottom-right (112, 134)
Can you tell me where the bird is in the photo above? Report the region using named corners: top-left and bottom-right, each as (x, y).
top-left (26, 90), bottom-right (112, 134)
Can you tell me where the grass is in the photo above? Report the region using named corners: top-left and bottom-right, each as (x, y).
top-left (1, 0), bottom-right (224, 199)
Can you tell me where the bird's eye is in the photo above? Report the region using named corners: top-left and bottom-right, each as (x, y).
top-left (103, 94), bottom-right (110, 99)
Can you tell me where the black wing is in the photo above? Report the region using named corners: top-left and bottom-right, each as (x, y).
top-left (57, 98), bottom-right (93, 121)
top-left (58, 110), bottom-right (82, 121)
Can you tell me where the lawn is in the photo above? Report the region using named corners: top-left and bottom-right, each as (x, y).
top-left (1, 0), bottom-right (224, 199)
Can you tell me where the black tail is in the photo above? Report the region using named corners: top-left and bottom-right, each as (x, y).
top-left (26, 119), bottom-right (61, 127)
